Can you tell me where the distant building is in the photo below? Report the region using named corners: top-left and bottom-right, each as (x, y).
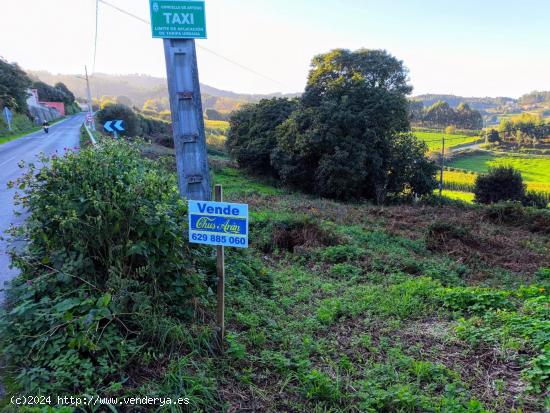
top-left (40, 101), bottom-right (65, 116)
top-left (26, 88), bottom-right (62, 123)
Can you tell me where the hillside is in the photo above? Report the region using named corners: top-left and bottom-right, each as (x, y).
top-left (413, 94), bottom-right (517, 112)
top-left (28, 70), bottom-right (299, 113)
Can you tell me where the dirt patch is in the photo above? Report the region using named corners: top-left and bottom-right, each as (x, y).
top-left (272, 222), bottom-right (334, 253)
top-left (374, 205), bottom-right (550, 281)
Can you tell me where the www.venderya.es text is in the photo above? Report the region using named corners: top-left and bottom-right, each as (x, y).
top-left (11, 395), bottom-right (190, 407)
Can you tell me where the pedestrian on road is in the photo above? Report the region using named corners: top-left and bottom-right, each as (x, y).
top-left (42, 120), bottom-right (50, 134)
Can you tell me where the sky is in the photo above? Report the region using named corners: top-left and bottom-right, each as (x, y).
top-left (1, 0), bottom-right (549, 97)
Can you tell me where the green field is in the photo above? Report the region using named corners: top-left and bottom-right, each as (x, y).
top-left (448, 152), bottom-right (550, 184)
top-left (204, 119), bottom-right (230, 132)
top-left (440, 189), bottom-right (475, 203)
top-left (413, 131), bottom-right (480, 151)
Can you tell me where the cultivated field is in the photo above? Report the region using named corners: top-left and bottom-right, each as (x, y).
top-left (413, 131), bottom-right (481, 151)
top-left (449, 153), bottom-right (550, 184)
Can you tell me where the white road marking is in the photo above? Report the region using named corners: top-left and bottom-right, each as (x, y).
top-left (0, 156), bottom-right (16, 167)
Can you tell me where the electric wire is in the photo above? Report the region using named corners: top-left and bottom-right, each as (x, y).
top-left (93, 0), bottom-right (99, 73)
top-left (97, 0), bottom-right (287, 87)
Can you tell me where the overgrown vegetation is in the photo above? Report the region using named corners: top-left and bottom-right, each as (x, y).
top-left (228, 48), bottom-right (438, 202)
top-left (0, 141), bottom-right (218, 399)
top-left (1, 141), bottom-right (548, 412)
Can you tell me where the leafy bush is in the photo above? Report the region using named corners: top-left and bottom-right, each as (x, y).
top-left (96, 103), bottom-right (141, 136)
top-left (227, 97), bottom-right (297, 177)
top-left (0, 57), bottom-right (32, 111)
top-left (474, 166), bottom-right (525, 204)
top-left (0, 141), bottom-right (212, 395)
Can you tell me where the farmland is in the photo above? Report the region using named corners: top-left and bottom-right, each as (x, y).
top-left (448, 153), bottom-right (550, 184)
top-left (413, 131), bottom-right (481, 152)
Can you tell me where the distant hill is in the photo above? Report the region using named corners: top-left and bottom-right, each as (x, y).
top-left (412, 94), bottom-right (517, 112)
top-left (27, 71), bottom-right (299, 113)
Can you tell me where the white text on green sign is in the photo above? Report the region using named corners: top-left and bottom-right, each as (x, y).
top-left (149, 0), bottom-right (207, 39)
top-left (188, 201), bottom-right (248, 248)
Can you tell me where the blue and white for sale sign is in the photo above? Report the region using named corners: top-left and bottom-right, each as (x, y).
top-left (188, 200), bottom-right (249, 248)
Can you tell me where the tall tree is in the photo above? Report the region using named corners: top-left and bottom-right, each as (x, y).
top-left (272, 48), bottom-right (436, 202)
top-left (227, 98), bottom-right (297, 177)
top-left (0, 58), bottom-right (32, 111)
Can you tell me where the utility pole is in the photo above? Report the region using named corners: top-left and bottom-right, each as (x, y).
top-left (163, 38), bottom-right (211, 201)
top-left (214, 185), bottom-right (225, 349)
top-left (439, 136), bottom-right (445, 198)
top-left (85, 66), bottom-right (96, 131)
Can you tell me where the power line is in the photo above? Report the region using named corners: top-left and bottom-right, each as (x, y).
top-left (96, 0), bottom-right (286, 87)
top-left (93, 0), bottom-right (99, 73)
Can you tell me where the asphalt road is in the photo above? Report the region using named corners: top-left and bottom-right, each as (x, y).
top-left (0, 114), bottom-right (84, 303)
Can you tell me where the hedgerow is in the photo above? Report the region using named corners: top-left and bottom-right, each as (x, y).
top-left (0, 141), bottom-right (214, 396)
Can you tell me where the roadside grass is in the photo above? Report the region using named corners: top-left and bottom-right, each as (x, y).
top-left (0, 116), bottom-right (67, 145)
top-left (413, 131), bottom-right (480, 151)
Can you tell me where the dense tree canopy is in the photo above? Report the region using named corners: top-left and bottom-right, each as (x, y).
top-left (498, 113), bottom-right (549, 146)
top-left (96, 103), bottom-right (140, 137)
top-left (227, 98), bottom-right (297, 177)
top-left (413, 100), bottom-right (483, 130)
top-left (474, 166), bottom-right (525, 204)
top-left (229, 48), bottom-right (437, 202)
top-left (33, 81), bottom-right (76, 106)
top-left (0, 58), bottom-right (32, 111)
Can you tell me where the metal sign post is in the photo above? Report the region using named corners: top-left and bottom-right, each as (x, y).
top-left (3, 107), bottom-right (13, 131)
top-left (188, 186), bottom-right (249, 350)
top-left (150, 0), bottom-right (211, 201)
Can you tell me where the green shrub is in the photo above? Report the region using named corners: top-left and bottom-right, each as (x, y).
top-left (96, 103), bottom-right (141, 136)
top-left (329, 263), bottom-right (362, 279)
top-left (0, 140), bottom-right (212, 395)
top-left (474, 166), bottom-right (525, 204)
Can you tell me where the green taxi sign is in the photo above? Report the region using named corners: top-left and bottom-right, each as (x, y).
top-left (149, 0), bottom-right (207, 39)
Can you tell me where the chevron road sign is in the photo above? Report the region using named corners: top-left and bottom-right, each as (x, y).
top-left (103, 120), bottom-right (124, 134)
